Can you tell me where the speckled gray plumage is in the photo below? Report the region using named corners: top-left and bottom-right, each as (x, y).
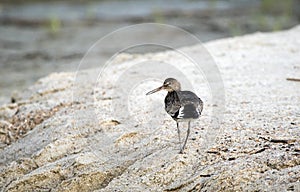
top-left (165, 90), bottom-right (203, 121)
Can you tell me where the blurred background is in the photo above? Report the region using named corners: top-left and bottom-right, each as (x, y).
top-left (0, 0), bottom-right (300, 105)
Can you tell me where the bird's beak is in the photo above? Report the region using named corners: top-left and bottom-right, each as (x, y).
top-left (146, 85), bottom-right (164, 95)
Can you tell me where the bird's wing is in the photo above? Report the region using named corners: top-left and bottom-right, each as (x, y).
top-left (177, 103), bottom-right (200, 119)
top-left (178, 91), bottom-right (203, 115)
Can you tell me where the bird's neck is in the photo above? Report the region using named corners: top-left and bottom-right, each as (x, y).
top-left (167, 90), bottom-right (175, 94)
top-left (167, 90), bottom-right (179, 97)
top-left (168, 89), bottom-right (180, 93)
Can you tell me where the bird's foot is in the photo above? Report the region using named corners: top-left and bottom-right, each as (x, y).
top-left (179, 148), bottom-right (184, 154)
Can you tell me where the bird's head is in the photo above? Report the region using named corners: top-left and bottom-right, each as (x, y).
top-left (146, 78), bottom-right (181, 95)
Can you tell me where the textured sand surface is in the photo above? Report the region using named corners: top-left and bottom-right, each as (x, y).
top-left (0, 26), bottom-right (299, 191)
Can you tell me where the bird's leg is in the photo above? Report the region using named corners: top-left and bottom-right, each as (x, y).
top-left (180, 121), bottom-right (191, 153)
top-left (176, 122), bottom-right (181, 146)
top-left (177, 122), bottom-right (184, 154)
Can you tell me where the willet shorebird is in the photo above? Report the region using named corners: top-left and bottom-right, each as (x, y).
top-left (146, 78), bottom-right (203, 153)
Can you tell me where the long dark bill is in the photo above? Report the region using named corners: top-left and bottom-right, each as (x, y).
top-left (146, 85), bottom-right (164, 95)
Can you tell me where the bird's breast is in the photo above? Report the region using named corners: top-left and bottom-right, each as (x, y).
top-left (164, 91), bottom-right (181, 118)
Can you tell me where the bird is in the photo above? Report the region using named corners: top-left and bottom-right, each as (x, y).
top-left (146, 78), bottom-right (203, 153)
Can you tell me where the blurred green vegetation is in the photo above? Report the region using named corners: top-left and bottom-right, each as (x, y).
top-left (258, 0), bottom-right (294, 31)
top-left (229, 21), bottom-right (243, 36)
top-left (260, 0), bottom-right (293, 16)
top-left (152, 8), bottom-right (165, 23)
top-left (1, 0), bottom-right (298, 38)
top-left (85, 3), bottom-right (98, 20)
top-left (47, 15), bottom-right (61, 36)
top-left (228, 0), bottom-right (299, 36)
